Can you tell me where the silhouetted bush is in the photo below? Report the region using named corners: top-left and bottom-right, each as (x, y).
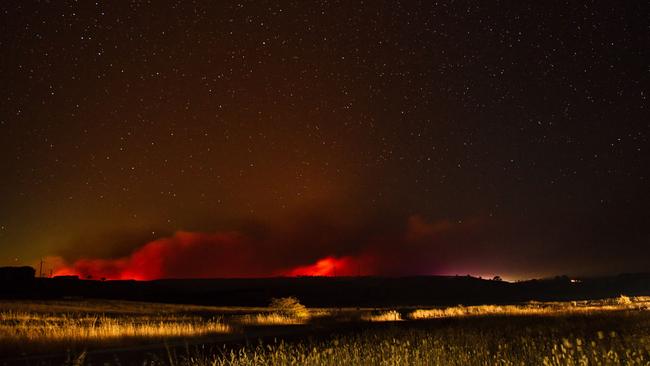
top-left (269, 297), bottom-right (309, 319)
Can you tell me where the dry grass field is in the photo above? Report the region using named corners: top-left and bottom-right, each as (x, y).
top-left (1, 296), bottom-right (649, 364)
top-left (408, 295), bottom-right (650, 319)
top-left (0, 311), bottom-right (230, 342)
top-left (175, 313), bottom-right (650, 366)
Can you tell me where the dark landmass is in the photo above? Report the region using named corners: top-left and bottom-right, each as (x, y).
top-left (1, 267), bottom-right (649, 307)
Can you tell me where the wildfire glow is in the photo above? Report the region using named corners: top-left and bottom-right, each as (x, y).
top-left (47, 215), bottom-right (478, 280)
top-left (285, 256), bottom-right (357, 277)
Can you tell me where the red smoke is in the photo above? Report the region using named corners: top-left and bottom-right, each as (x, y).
top-left (283, 256), bottom-right (358, 277)
top-left (51, 215), bottom-right (489, 280)
top-left (52, 231), bottom-right (271, 280)
top-left (52, 231), bottom-right (369, 280)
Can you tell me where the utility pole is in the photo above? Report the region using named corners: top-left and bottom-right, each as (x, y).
top-left (39, 258), bottom-right (43, 278)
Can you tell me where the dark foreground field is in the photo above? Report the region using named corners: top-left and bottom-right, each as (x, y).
top-left (1, 297), bottom-right (650, 365)
top-left (176, 312), bottom-right (649, 366)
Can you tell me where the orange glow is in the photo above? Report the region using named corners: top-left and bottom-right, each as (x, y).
top-left (52, 258), bottom-right (145, 280)
top-left (285, 256), bottom-right (357, 277)
top-left (50, 231), bottom-right (265, 280)
top-left (47, 215), bottom-right (476, 280)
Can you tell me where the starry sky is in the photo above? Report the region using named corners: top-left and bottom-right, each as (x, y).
top-left (0, 1), bottom-right (648, 280)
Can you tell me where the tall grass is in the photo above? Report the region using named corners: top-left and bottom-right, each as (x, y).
top-left (168, 312), bottom-right (650, 366)
top-left (236, 313), bottom-right (305, 326)
top-left (409, 295), bottom-right (650, 319)
top-left (361, 310), bottom-right (402, 322)
top-left (0, 311), bottom-right (231, 355)
top-left (2, 296), bottom-right (649, 362)
top-left (0, 312), bottom-right (230, 342)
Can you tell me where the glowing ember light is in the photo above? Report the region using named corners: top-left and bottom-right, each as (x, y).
top-left (285, 256), bottom-right (356, 277)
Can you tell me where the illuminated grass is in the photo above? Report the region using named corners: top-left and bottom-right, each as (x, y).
top-left (2, 296), bottom-right (649, 361)
top-left (236, 313), bottom-right (305, 326)
top-left (0, 311), bottom-right (231, 344)
top-left (409, 295), bottom-right (650, 320)
top-left (361, 310), bottom-right (402, 322)
top-left (0, 301), bottom-right (235, 354)
top-left (169, 312), bottom-right (650, 366)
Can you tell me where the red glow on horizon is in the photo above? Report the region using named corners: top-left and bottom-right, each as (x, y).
top-left (284, 256), bottom-right (358, 277)
top-left (50, 231), bottom-right (266, 280)
top-left (48, 215), bottom-right (478, 280)
top-left (52, 257), bottom-right (149, 281)
top-left (50, 232), bottom-right (370, 280)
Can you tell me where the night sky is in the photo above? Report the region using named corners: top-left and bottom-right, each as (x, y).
top-left (1, 1), bottom-right (648, 280)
